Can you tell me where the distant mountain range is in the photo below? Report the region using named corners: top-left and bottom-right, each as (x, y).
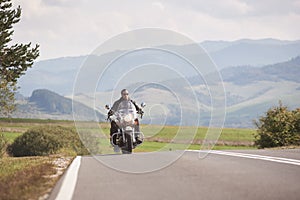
top-left (71, 56), bottom-right (300, 128)
top-left (201, 38), bottom-right (300, 68)
top-left (14, 38), bottom-right (300, 127)
top-left (18, 38), bottom-right (300, 96)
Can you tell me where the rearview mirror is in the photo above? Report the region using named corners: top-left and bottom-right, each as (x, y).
top-left (105, 104), bottom-right (110, 110)
top-left (141, 102), bottom-right (146, 108)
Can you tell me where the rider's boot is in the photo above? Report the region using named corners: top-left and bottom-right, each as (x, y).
top-left (135, 132), bottom-right (142, 144)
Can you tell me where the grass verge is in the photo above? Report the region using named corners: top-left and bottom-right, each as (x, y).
top-left (0, 156), bottom-right (72, 200)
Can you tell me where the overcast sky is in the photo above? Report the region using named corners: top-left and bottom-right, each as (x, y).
top-left (11, 0), bottom-right (300, 60)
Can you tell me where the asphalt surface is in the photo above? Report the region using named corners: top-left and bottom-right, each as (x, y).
top-left (49, 149), bottom-right (300, 200)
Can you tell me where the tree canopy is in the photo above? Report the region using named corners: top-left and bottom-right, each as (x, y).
top-left (0, 0), bottom-right (39, 117)
top-left (254, 101), bottom-right (300, 148)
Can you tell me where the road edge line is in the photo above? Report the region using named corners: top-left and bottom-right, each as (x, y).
top-left (55, 156), bottom-right (82, 200)
top-left (186, 150), bottom-right (300, 166)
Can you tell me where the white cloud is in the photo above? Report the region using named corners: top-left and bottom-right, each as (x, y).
top-left (10, 0), bottom-right (300, 60)
top-left (152, 2), bottom-right (165, 11)
top-left (171, 0), bottom-right (253, 17)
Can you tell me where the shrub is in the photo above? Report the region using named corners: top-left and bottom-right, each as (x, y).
top-left (8, 125), bottom-right (89, 157)
top-left (0, 133), bottom-right (8, 158)
top-left (254, 102), bottom-right (300, 148)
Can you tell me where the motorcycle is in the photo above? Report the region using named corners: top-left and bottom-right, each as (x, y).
top-left (105, 101), bottom-right (146, 154)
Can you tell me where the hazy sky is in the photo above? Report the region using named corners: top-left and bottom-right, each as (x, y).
top-left (11, 0), bottom-right (300, 60)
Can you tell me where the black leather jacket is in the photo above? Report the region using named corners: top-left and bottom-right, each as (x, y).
top-left (108, 97), bottom-right (142, 117)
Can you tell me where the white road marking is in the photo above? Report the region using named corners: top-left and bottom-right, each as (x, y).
top-left (187, 150), bottom-right (300, 166)
top-left (55, 156), bottom-right (81, 200)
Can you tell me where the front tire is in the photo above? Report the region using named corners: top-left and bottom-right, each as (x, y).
top-left (121, 133), bottom-right (133, 154)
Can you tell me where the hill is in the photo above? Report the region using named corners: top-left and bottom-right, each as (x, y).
top-left (14, 38), bottom-right (300, 127)
top-left (220, 56), bottom-right (300, 85)
top-left (14, 55), bottom-right (300, 128)
top-left (202, 38), bottom-right (300, 68)
top-left (71, 56), bottom-right (299, 128)
top-left (18, 56), bottom-right (86, 96)
top-left (13, 89), bottom-right (104, 121)
top-left (17, 39), bottom-right (300, 96)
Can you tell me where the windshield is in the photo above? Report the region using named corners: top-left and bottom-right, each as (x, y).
top-left (116, 100), bottom-right (137, 118)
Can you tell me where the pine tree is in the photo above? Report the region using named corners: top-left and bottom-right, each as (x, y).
top-left (0, 0), bottom-right (39, 117)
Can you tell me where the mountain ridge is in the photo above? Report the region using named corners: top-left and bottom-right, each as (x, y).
top-left (220, 56), bottom-right (300, 85)
top-left (18, 38), bottom-right (300, 96)
top-left (13, 89), bottom-right (105, 121)
top-left (14, 38), bottom-right (300, 127)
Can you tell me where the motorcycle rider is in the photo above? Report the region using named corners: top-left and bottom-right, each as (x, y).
top-left (108, 89), bottom-right (143, 145)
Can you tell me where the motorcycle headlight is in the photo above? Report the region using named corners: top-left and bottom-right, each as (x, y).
top-left (124, 114), bottom-right (133, 122)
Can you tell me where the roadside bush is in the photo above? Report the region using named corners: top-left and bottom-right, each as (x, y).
top-left (0, 133), bottom-right (8, 158)
top-left (254, 102), bottom-right (300, 148)
top-left (8, 125), bottom-right (89, 156)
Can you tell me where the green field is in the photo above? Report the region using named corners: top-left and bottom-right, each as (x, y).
top-left (0, 118), bottom-right (76, 200)
top-left (1, 118), bottom-right (256, 153)
top-left (1, 132), bottom-right (23, 143)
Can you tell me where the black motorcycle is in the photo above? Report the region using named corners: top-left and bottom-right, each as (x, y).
top-left (105, 101), bottom-right (145, 154)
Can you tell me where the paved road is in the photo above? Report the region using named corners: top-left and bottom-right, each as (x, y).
top-left (49, 149), bottom-right (300, 200)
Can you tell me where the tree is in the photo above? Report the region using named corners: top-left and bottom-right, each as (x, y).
top-left (0, 132), bottom-right (8, 158)
top-left (254, 101), bottom-right (300, 148)
top-left (0, 79), bottom-right (16, 116)
top-left (0, 0), bottom-right (39, 117)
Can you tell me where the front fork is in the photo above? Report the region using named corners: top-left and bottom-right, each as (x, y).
top-left (111, 127), bottom-right (143, 147)
top-left (111, 127), bottom-right (135, 146)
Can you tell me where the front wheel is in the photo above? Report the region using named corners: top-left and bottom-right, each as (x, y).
top-left (121, 133), bottom-right (133, 154)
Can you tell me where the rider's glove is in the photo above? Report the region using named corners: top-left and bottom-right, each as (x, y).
top-left (107, 110), bottom-right (114, 120)
top-left (108, 110), bottom-right (114, 116)
top-left (137, 109), bottom-right (144, 118)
